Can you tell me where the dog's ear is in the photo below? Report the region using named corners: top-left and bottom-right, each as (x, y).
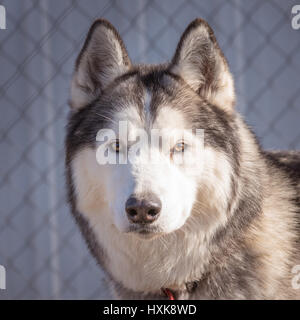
top-left (170, 19), bottom-right (235, 112)
top-left (70, 19), bottom-right (131, 110)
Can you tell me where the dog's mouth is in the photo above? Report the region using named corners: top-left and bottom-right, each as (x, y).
top-left (126, 224), bottom-right (163, 239)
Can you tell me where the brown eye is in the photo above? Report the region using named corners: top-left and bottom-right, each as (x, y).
top-left (173, 141), bottom-right (185, 153)
top-left (110, 140), bottom-right (120, 153)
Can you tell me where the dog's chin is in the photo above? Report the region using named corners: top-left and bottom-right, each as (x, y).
top-left (125, 225), bottom-right (165, 240)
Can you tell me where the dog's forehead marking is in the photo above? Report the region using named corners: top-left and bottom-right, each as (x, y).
top-left (111, 103), bottom-right (188, 145)
top-left (153, 106), bottom-right (187, 130)
top-left (144, 89), bottom-right (152, 129)
top-left (144, 89), bottom-right (151, 114)
top-left (110, 73), bottom-right (187, 141)
top-left (112, 105), bottom-right (143, 135)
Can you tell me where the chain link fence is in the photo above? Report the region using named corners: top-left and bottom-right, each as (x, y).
top-left (0, 0), bottom-right (299, 299)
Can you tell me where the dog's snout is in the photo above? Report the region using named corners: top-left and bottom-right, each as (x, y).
top-left (125, 194), bottom-right (161, 224)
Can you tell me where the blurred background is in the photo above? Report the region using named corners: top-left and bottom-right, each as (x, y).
top-left (0, 0), bottom-right (299, 299)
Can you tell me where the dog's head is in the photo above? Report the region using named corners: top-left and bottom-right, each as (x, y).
top-left (66, 19), bottom-right (239, 240)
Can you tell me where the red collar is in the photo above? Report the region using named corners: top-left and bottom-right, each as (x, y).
top-left (162, 288), bottom-right (175, 300)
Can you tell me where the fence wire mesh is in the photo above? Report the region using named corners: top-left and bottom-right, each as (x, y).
top-left (0, 0), bottom-right (299, 299)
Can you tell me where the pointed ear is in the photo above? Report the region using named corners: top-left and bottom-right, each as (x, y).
top-left (169, 19), bottom-right (235, 112)
top-left (70, 19), bottom-right (131, 110)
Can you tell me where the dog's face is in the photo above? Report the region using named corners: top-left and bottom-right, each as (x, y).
top-left (66, 19), bottom-right (238, 240)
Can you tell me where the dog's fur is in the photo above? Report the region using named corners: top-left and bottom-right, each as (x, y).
top-left (65, 18), bottom-right (300, 299)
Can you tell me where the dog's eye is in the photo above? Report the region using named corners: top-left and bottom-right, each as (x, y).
top-left (110, 140), bottom-right (120, 153)
top-left (172, 141), bottom-right (185, 153)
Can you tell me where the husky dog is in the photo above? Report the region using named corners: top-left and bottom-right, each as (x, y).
top-left (65, 18), bottom-right (300, 299)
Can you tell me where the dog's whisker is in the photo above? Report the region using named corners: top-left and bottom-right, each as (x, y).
top-left (95, 112), bottom-right (117, 124)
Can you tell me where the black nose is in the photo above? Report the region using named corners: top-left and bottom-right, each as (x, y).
top-left (125, 194), bottom-right (162, 224)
